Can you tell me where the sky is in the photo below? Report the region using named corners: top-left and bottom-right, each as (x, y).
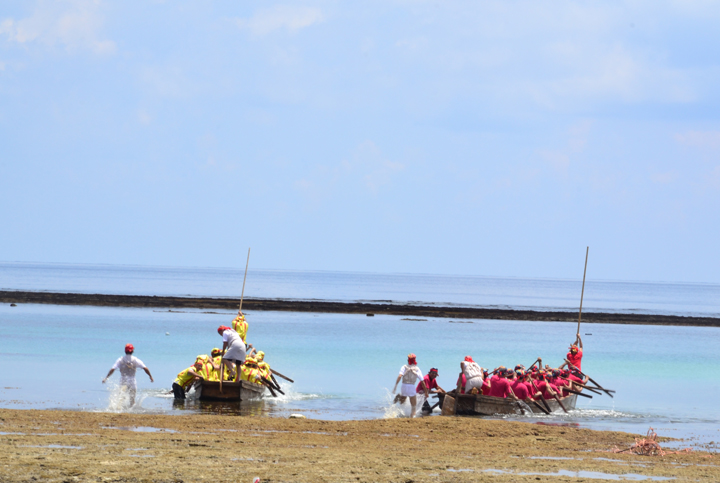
top-left (1, 0), bottom-right (720, 283)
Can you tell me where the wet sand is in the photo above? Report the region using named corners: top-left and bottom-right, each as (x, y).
top-left (0, 408), bottom-right (716, 482)
top-left (3, 290), bottom-right (720, 327)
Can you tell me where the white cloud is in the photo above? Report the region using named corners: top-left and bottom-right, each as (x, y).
top-left (0, 0), bottom-right (115, 54)
top-left (235, 6), bottom-right (324, 36)
top-left (294, 141), bottom-right (405, 208)
top-left (674, 131), bottom-right (720, 150)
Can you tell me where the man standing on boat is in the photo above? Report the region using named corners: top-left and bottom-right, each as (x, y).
top-left (393, 353), bottom-right (428, 417)
top-left (566, 334), bottom-right (583, 371)
top-left (102, 343), bottom-right (154, 407)
top-left (461, 356), bottom-right (485, 393)
top-left (218, 325), bottom-right (246, 382)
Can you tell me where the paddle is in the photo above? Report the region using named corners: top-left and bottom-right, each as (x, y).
top-left (270, 373), bottom-right (281, 389)
top-left (564, 359), bottom-right (614, 398)
top-left (550, 388), bottom-right (568, 413)
top-left (531, 400), bottom-right (551, 415)
top-left (262, 376), bottom-right (284, 395)
top-left (530, 381), bottom-right (552, 413)
top-left (271, 369), bottom-right (294, 383)
top-left (558, 375), bottom-right (602, 395)
top-left (563, 387), bottom-right (592, 399)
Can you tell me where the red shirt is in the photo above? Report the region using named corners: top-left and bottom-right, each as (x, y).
top-left (535, 381), bottom-right (560, 400)
top-left (567, 349), bottom-right (583, 371)
top-left (416, 375), bottom-right (437, 393)
top-left (481, 379), bottom-right (491, 395)
top-left (488, 377), bottom-right (512, 398)
top-left (511, 379), bottom-right (530, 399)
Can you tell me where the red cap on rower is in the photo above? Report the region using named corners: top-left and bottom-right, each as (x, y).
top-left (125, 343), bottom-right (134, 354)
top-left (217, 325), bottom-right (231, 335)
top-left (464, 356), bottom-right (474, 363)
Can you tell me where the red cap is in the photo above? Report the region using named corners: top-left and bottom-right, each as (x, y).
top-left (125, 343), bottom-right (134, 354)
top-left (218, 325), bottom-right (231, 335)
top-left (464, 356), bottom-right (474, 363)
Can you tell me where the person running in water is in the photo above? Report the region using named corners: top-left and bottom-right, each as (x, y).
top-left (102, 343), bottom-right (154, 407)
top-left (392, 353), bottom-right (428, 417)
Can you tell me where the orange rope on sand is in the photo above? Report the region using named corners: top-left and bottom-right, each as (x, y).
top-left (612, 428), bottom-right (692, 457)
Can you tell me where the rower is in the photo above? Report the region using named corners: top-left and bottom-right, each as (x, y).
top-left (255, 351), bottom-right (272, 379)
top-left (209, 348), bottom-right (233, 382)
top-left (172, 360), bottom-right (204, 400)
top-left (488, 369), bottom-right (516, 399)
top-left (510, 370), bottom-right (532, 401)
top-left (195, 354), bottom-right (218, 381)
top-left (240, 357), bottom-right (263, 384)
top-left (532, 371), bottom-right (560, 400)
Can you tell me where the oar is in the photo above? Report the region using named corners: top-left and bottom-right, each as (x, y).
top-left (553, 392), bottom-right (568, 413)
top-left (531, 400), bottom-right (551, 415)
top-left (271, 369), bottom-right (294, 383)
top-left (270, 373), bottom-right (281, 389)
top-left (563, 387), bottom-right (592, 399)
top-left (527, 358), bottom-right (540, 371)
top-left (259, 379), bottom-right (277, 397)
top-left (530, 381), bottom-right (552, 413)
top-left (558, 375), bottom-right (602, 395)
top-left (239, 247), bottom-right (251, 311)
top-left (564, 359), bottom-right (614, 398)
top-left (262, 376), bottom-right (284, 395)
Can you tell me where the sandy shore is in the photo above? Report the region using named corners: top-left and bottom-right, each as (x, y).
top-left (3, 290), bottom-right (720, 327)
top-left (0, 409), bottom-right (716, 482)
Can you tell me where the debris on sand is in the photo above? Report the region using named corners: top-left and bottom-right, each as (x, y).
top-left (612, 428), bottom-right (692, 456)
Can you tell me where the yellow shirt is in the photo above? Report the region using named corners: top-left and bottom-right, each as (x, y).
top-left (175, 367), bottom-right (198, 389)
top-left (231, 315), bottom-right (248, 342)
top-left (209, 355), bottom-right (233, 381)
top-left (241, 366), bottom-right (262, 384)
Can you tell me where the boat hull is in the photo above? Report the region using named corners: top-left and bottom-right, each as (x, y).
top-left (198, 380), bottom-right (265, 402)
top-left (438, 392), bottom-right (577, 416)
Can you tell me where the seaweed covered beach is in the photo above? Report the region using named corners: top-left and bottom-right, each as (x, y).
top-left (1, 408), bottom-right (717, 482)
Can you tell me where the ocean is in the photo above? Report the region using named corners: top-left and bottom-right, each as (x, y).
top-left (1, 262), bottom-right (719, 448)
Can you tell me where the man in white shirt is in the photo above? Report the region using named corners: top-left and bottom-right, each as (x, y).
top-left (392, 353), bottom-right (428, 417)
top-left (102, 343), bottom-right (154, 407)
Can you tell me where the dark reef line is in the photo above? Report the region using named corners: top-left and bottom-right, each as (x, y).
top-left (2, 290), bottom-right (719, 327)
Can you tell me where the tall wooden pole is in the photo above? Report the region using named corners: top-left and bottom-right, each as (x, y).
top-left (239, 247), bottom-right (251, 311)
top-left (576, 246), bottom-right (589, 335)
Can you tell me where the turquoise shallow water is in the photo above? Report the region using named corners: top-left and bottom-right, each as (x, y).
top-left (1, 302), bottom-right (719, 446)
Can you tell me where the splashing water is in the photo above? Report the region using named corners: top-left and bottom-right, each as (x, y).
top-left (381, 388), bottom-right (427, 419)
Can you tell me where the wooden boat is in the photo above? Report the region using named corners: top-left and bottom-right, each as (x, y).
top-left (198, 379), bottom-right (266, 402)
top-left (436, 391), bottom-right (577, 416)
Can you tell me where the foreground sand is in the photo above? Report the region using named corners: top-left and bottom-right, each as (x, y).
top-left (0, 409), bottom-right (716, 482)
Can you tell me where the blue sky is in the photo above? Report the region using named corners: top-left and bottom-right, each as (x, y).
top-left (1, 1), bottom-right (719, 283)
